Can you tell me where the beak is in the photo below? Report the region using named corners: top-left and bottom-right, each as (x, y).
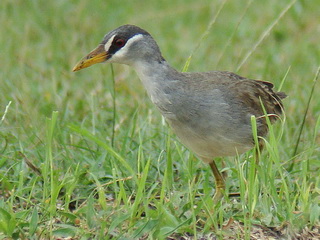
top-left (72, 44), bottom-right (108, 72)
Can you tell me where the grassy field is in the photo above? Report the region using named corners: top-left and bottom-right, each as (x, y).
top-left (1, 0), bottom-right (319, 239)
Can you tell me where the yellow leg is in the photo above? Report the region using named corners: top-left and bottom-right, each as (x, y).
top-left (209, 161), bottom-right (225, 203)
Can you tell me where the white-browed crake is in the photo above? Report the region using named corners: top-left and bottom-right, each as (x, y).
top-left (73, 25), bottom-right (286, 202)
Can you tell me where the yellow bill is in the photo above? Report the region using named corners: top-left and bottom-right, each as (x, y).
top-left (72, 44), bottom-right (108, 72)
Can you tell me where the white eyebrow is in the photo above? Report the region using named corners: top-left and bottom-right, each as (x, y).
top-left (112, 34), bottom-right (144, 57)
top-left (104, 35), bottom-right (116, 51)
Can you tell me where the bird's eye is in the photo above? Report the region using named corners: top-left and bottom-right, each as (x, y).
top-left (115, 39), bottom-right (126, 47)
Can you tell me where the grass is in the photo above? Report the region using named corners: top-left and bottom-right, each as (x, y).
top-left (0, 0), bottom-right (319, 239)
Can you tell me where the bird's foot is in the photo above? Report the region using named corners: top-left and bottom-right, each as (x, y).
top-left (212, 185), bottom-right (225, 203)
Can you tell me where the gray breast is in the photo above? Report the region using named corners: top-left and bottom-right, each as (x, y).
top-left (160, 83), bottom-right (254, 148)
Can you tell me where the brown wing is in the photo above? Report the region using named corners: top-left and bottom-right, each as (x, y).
top-left (233, 79), bottom-right (287, 137)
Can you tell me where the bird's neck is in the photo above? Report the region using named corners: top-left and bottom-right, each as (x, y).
top-left (132, 59), bottom-right (179, 91)
top-left (130, 59), bottom-right (181, 110)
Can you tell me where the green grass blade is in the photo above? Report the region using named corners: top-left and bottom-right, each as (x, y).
top-left (291, 66), bottom-right (320, 162)
top-left (236, 0), bottom-right (297, 71)
top-left (69, 124), bottom-right (136, 178)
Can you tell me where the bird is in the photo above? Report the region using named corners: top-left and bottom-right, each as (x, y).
top-left (72, 24), bottom-right (286, 202)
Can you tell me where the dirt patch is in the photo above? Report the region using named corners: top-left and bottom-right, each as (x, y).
top-left (167, 220), bottom-right (320, 240)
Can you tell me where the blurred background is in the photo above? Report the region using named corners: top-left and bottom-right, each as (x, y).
top-left (1, 0), bottom-right (319, 140)
top-left (0, 0), bottom-right (319, 238)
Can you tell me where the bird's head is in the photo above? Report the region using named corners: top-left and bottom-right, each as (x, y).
top-left (72, 25), bottom-right (162, 72)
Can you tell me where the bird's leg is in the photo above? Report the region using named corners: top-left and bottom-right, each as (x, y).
top-left (209, 161), bottom-right (225, 203)
top-left (221, 161), bottom-right (228, 180)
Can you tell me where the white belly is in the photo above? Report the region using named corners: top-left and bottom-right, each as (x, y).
top-left (167, 119), bottom-right (253, 162)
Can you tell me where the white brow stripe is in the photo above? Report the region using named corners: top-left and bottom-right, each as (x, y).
top-left (112, 34), bottom-right (144, 59)
top-left (104, 35), bottom-right (115, 51)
